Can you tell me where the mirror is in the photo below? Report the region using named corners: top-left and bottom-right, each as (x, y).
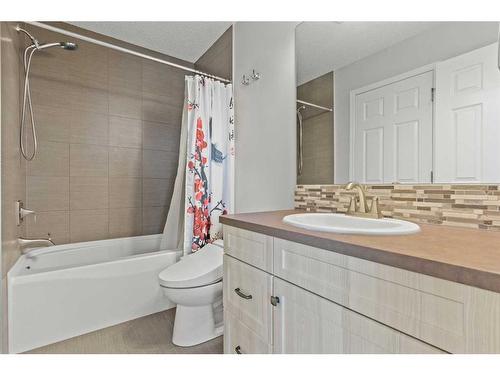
top-left (295, 22), bottom-right (500, 184)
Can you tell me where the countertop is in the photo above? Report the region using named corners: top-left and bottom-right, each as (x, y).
top-left (220, 209), bottom-right (500, 293)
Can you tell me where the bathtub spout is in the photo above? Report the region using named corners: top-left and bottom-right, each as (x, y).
top-left (18, 236), bottom-right (55, 254)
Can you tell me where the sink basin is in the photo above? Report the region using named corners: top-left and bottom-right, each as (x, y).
top-left (282, 213), bottom-right (420, 235)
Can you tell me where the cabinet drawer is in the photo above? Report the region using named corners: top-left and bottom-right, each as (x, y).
top-left (223, 225), bottom-right (273, 272)
top-left (224, 311), bottom-right (272, 354)
top-left (273, 277), bottom-right (444, 354)
top-left (223, 254), bottom-right (273, 344)
top-left (273, 238), bottom-right (465, 352)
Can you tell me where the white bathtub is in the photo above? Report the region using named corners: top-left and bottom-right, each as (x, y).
top-left (7, 234), bottom-right (181, 353)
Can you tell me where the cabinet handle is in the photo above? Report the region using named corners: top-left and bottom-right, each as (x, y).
top-left (235, 345), bottom-right (243, 354)
top-left (234, 288), bottom-right (252, 300)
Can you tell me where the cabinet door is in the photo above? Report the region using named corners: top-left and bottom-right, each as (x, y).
top-left (224, 311), bottom-right (272, 354)
top-left (273, 278), bottom-right (443, 354)
top-left (435, 43), bottom-right (500, 183)
top-left (274, 237), bottom-right (465, 352)
top-left (223, 254), bottom-right (273, 343)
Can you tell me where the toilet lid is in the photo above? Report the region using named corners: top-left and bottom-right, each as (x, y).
top-left (159, 242), bottom-right (223, 288)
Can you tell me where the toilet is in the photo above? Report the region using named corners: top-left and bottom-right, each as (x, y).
top-left (159, 240), bottom-right (224, 347)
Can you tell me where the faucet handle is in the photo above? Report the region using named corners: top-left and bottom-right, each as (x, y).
top-left (20, 207), bottom-right (35, 218)
top-left (347, 196), bottom-right (356, 213)
top-left (370, 197), bottom-right (383, 218)
top-left (16, 200), bottom-right (36, 226)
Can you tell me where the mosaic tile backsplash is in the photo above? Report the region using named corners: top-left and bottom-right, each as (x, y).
top-left (295, 184), bottom-right (500, 230)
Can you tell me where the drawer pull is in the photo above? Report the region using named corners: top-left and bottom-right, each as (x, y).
top-left (234, 288), bottom-right (252, 300)
top-left (235, 345), bottom-right (243, 354)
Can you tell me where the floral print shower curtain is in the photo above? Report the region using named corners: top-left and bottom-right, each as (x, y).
top-left (182, 76), bottom-right (234, 252)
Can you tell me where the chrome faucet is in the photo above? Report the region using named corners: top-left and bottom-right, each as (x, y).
top-left (344, 182), bottom-right (382, 219)
top-left (18, 234), bottom-right (55, 254)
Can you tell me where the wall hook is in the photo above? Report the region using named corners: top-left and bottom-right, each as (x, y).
top-left (250, 69), bottom-right (261, 81)
top-left (241, 75), bottom-right (250, 86)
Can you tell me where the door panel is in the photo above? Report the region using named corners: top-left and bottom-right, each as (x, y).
top-left (395, 120), bottom-right (419, 182)
top-left (363, 127), bottom-right (384, 183)
top-left (223, 254), bottom-right (273, 343)
top-left (353, 70), bottom-right (433, 183)
top-left (272, 278), bottom-right (443, 354)
top-left (435, 43), bottom-right (500, 182)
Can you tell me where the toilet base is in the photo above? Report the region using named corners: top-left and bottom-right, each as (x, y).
top-left (172, 304), bottom-right (223, 347)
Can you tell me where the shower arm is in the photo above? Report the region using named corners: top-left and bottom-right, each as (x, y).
top-left (16, 26), bottom-right (40, 49)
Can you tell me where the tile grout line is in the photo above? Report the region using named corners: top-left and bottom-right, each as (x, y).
top-left (141, 55), bottom-right (145, 235)
top-left (107, 48), bottom-right (111, 240)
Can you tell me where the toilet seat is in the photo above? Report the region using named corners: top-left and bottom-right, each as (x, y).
top-left (159, 241), bottom-right (223, 289)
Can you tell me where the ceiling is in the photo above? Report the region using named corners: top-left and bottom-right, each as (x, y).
top-left (70, 22), bottom-right (232, 62)
top-left (70, 22), bottom-right (444, 83)
top-left (296, 22), bottom-right (443, 85)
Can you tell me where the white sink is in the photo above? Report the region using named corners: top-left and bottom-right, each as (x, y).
top-left (283, 213), bottom-right (420, 235)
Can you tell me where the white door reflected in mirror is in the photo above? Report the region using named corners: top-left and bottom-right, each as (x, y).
top-left (295, 22), bottom-right (500, 184)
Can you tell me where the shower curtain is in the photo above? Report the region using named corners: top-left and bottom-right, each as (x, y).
top-left (161, 75), bottom-right (234, 254)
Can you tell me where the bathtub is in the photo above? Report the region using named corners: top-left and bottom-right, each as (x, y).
top-left (7, 234), bottom-right (181, 353)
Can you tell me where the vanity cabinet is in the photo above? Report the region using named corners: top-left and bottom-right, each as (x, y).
top-left (223, 225), bottom-right (500, 353)
top-left (223, 226), bottom-right (445, 354)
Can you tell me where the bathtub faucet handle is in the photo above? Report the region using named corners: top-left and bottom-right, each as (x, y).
top-left (16, 200), bottom-right (36, 226)
top-left (20, 207), bottom-right (35, 218)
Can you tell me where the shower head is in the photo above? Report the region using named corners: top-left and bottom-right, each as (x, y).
top-left (60, 42), bottom-right (78, 50)
top-left (16, 24), bottom-right (78, 52)
top-left (297, 105), bottom-right (306, 113)
top-left (36, 41), bottom-right (78, 51)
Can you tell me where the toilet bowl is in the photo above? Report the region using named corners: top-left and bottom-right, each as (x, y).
top-left (159, 240), bottom-right (224, 347)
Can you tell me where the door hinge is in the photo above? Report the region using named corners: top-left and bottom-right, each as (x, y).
top-left (430, 170), bottom-right (434, 183)
top-left (270, 296), bottom-right (280, 306)
top-left (431, 87), bottom-right (435, 102)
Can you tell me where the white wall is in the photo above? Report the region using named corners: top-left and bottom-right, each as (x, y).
top-left (233, 22), bottom-right (297, 213)
top-left (334, 22), bottom-right (499, 183)
top-left (0, 23), bottom-right (3, 354)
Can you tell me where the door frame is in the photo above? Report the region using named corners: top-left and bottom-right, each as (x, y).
top-left (348, 63), bottom-right (436, 182)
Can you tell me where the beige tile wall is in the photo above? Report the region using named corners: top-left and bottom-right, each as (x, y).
top-left (297, 72), bottom-right (334, 185)
top-left (21, 23), bottom-right (191, 244)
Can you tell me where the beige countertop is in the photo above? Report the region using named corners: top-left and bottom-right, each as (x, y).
top-left (220, 209), bottom-right (500, 293)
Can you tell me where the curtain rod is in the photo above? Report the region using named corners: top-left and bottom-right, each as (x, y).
top-left (297, 99), bottom-right (333, 112)
top-left (24, 21), bottom-right (232, 84)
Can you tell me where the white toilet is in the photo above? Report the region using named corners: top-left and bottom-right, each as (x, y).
top-left (159, 240), bottom-right (224, 347)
